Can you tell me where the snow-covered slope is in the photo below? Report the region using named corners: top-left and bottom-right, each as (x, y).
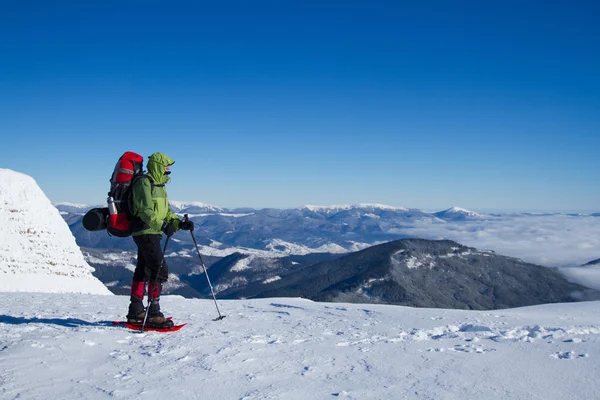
top-left (0, 169), bottom-right (111, 295)
top-left (0, 292), bottom-right (599, 399)
top-left (169, 201), bottom-right (223, 214)
top-left (264, 238), bottom-right (349, 256)
top-left (434, 206), bottom-right (482, 220)
top-left (53, 202), bottom-right (94, 215)
top-left (301, 203), bottom-right (410, 214)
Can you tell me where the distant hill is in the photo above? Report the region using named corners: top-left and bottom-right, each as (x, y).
top-left (84, 247), bottom-right (343, 298)
top-left (583, 258), bottom-right (600, 266)
top-left (434, 206), bottom-right (482, 221)
top-left (219, 239), bottom-right (594, 310)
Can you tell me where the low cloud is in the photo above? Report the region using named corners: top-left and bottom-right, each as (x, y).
top-left (558, 265), bottom-right (600, 292)
top-left (401, 214), bottom-right (600, 268)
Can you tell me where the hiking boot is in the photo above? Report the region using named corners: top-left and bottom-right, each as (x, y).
top-left (146, 303), bottom-right (174, 328)
top-left (146, 315), bottom-right (174, 329)
top-left (126, 301), bottom-right (145, 323)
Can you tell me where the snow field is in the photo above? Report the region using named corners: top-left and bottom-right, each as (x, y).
top-left (1, 293), bottom-right (599, 400)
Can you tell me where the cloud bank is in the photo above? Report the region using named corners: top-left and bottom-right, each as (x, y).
top-left (402, 214), bottom-right (600, 268)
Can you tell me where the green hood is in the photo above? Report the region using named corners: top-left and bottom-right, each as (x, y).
top-left (147, 152), bottom-right (175, 185)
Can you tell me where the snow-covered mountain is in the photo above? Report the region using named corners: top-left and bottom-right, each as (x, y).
top-left (263, 238), bottom-right (348, 256)
top-left (218, 239), bottom-right (596, 309)
top-left (0, 169), bottom-right (111, 295)
top-left (1, 292), bottom-right (599, 399)
top-left (53, 202), bottom-right (95, 215)
top-left (59, 200), bottom-right (600, 267)
top-left (434, 206), bottom-right (482, 221)
top-left (65, 202), bottom-right (439, 255)
top-left (169, 201), bottom-right (224, 214)
top-left (300, 203), bottom-right (410, 215)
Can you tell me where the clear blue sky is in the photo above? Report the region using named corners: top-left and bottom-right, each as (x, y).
top-left (1, 1), bottom-right (599, 212)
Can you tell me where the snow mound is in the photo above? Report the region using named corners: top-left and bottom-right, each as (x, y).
top-left (0, 169), bottom-right (111, 295)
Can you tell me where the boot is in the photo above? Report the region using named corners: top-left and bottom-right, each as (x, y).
top-left (126, 300), bottom-right (145, 323)
top-left (146, 282), bottom-right (174, 328)
top-left (126, 281), bottom-right (147, 323)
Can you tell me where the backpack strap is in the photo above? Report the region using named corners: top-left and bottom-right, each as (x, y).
top-left (128, 174), bottom-right (154, 211)
top-left (132, 174), bottom-right (154, 188)
top-left (127, 174), bottom-right (156, 233)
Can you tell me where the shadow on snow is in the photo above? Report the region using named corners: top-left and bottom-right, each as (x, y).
top-left (0, 315), bottom-right (113, 328)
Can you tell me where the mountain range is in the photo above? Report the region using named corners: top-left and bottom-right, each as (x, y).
top-left (52, 197), bottom-right (600, 310)
top-left (57, 202), bottom-right (488, 254)
top-left (207, 238), bottom-right (595, 309)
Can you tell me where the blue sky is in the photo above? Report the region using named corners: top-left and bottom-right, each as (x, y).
top-left (1, 1), bottom-right (599, 212)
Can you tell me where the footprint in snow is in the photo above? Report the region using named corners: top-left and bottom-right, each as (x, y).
top-left (270, 303), bottom-right (304, 310)
top-left (451, 344), bottom-right (495, 353)
top-left (551, 351), bottom-right (588, 360)
top-left (424, 344), bottom-right (495, 354)
top-left (109, 350), bottom-right (131, 361)
top-left (332, 391), bottom-right (352, 397)
top-left (563, 338), bottom-right (583, 343)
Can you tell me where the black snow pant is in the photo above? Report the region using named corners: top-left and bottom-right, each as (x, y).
top-left (132, 234), bottom-right (169, 283)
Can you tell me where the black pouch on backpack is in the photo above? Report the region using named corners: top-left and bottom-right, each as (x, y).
top-left (82, 207), bottom-right (109, 231)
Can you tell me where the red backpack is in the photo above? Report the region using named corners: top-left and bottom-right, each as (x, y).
top-left (106, 151), bottom-right (145, 237)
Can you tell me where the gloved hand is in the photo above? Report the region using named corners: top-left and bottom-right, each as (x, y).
top-left (161, 220), bottom-right (178, 237)
top-left (179, 219), bottom-right (194, 231)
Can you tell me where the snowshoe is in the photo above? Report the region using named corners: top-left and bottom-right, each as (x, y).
top-left (145, 314), bottom-right (174, 329)
top-left (112, 317), bottom-right (185, 332)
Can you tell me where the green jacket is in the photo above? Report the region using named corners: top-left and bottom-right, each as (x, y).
top-left (131, 152), bottom-right (180, 236)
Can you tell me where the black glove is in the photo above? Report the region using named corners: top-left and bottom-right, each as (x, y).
top-left (161, 220), bottom-right (177, 237)
top-left (179, 219), bottom-right (194, 231)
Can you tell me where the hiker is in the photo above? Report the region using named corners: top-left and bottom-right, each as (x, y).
top-left (126, 152), bottom-right (194, 328)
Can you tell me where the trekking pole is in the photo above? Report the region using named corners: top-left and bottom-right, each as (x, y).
top-left (184, 214), bottom-right (226, 321)
top-left (140, 235), bottom-right (170, 332)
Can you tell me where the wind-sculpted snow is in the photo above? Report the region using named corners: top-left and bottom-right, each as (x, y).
top-left (0, 169), bottom-right (110, 295)
top-left (0, 293), bottom-right (599, 399)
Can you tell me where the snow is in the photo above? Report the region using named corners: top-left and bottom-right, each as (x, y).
top-left (302, 203), bottom-right (409, 212)
top-left (177, 212), bottom-right (254, 218)
top-left (262, 276), bottom-right (281, 284)
top-left (405, 255), bottom-right (436, 270)
top-left (53, 202), bottom-right (90, 208)
top-left (1, 292), bottom-right (599, 399)
top-left (435, 206), bottom-right (482, 219)
top-left (169, 201), bottom-right (223, 212)
top-left (346, 241), bottom-right (374, 252)
top-left (3, 169), bottom-right (600, 398)
top-left (264, 239), bottom-right (349, 256)
top-left (0, 169), bottom-right (111, 295)
top-left (183, 244), bottom-right (275, 258)
top-left (446, 206), bottom-right (480, 215)
top-left (314, 243), bottom-right (348, 254)
top-left (231, 255), bottom-right (255, 272)
top-left (363, 213), bottom-right (380, 219)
